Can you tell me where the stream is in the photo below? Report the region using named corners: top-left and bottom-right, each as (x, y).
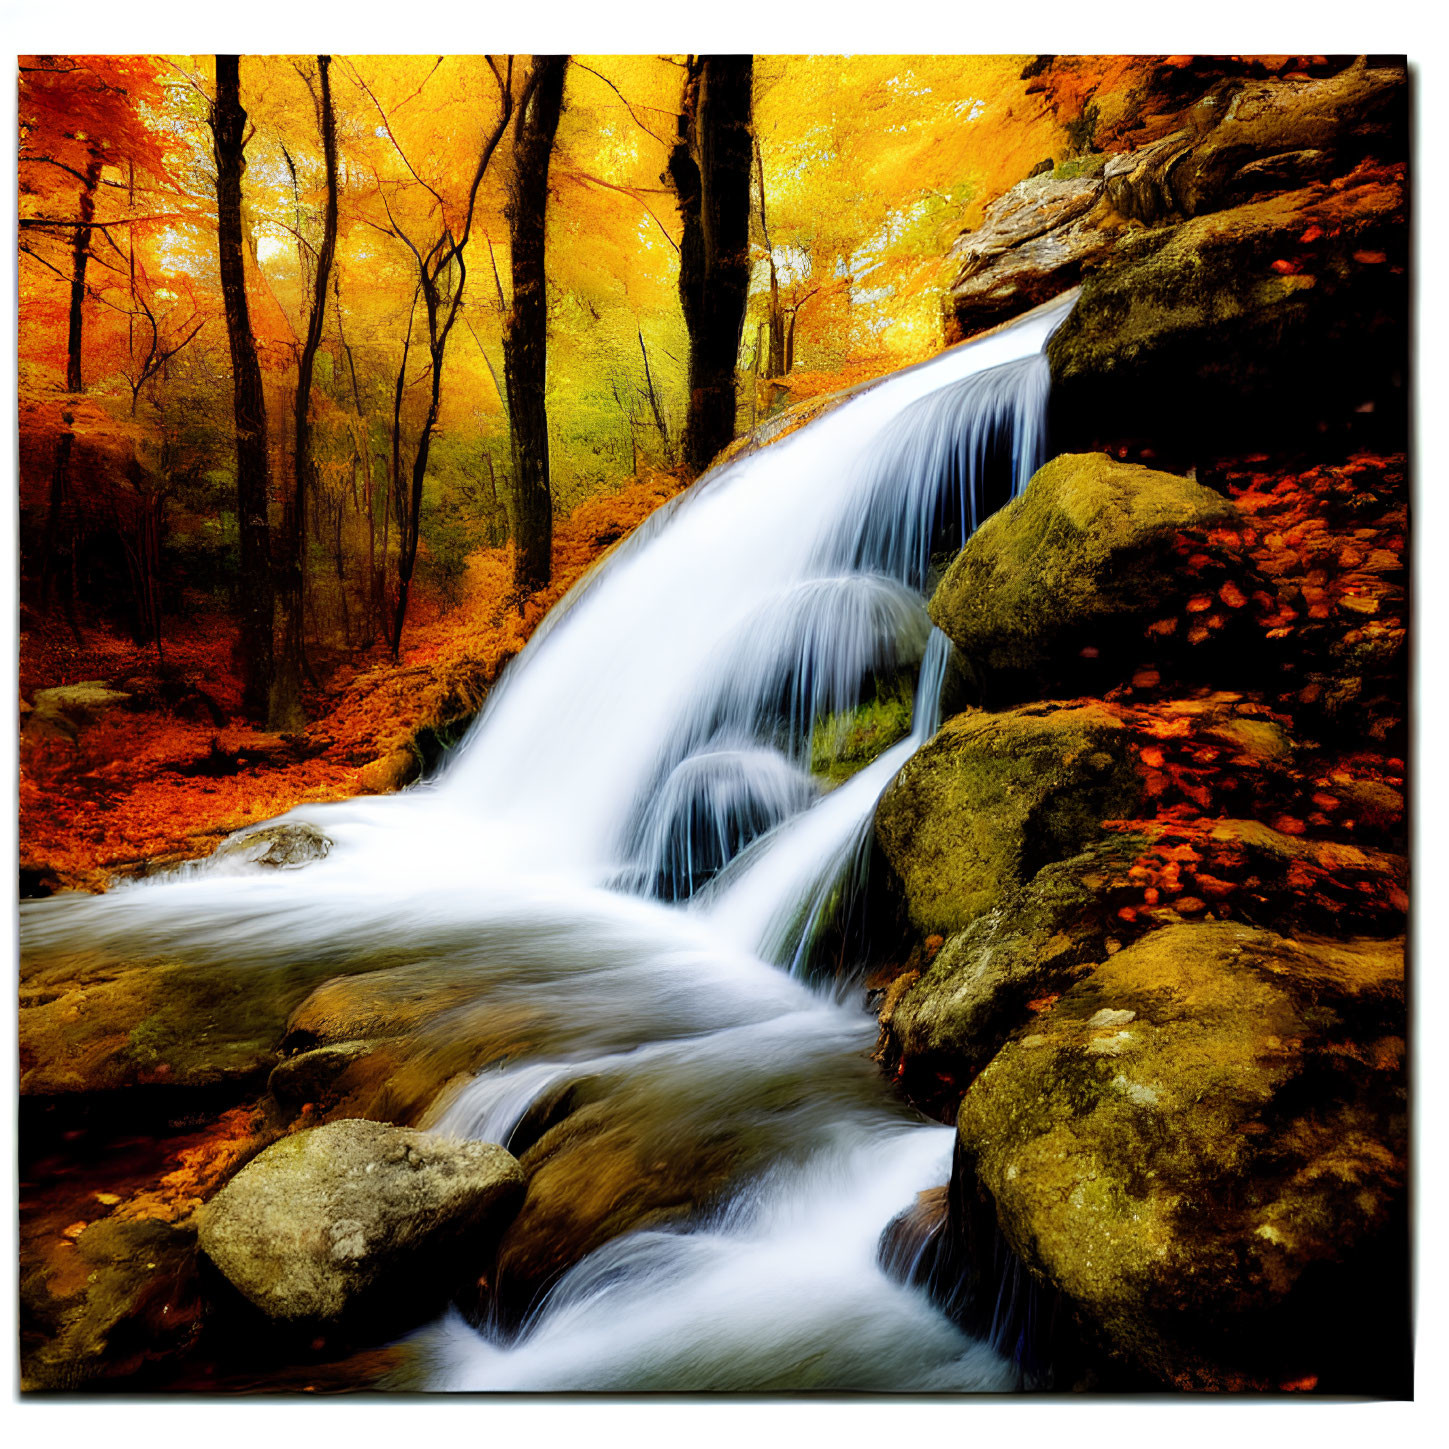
top-left (21, 294), bottom-right (1072, 1392)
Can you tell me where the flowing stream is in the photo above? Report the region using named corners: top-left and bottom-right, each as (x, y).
top-left (21, 295), bottom-right (1072, 1392)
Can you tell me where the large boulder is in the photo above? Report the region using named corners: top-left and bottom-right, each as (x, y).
top-left (873, 702), bottom-right (1141, 937)
top-left (197, 1119), bottom-right (524, 1327)
top-left (929, 453), bottom-right (1249, 705)
top-left (951, 921), bottom-right (1407, 1391)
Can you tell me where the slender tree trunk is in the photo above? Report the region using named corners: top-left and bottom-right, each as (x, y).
top-left (503, 54), bottom-right (568, 596)
top-left (270, 54), bottom-right (340, 728)
top-left (212, 54), bottom-right (274, 720)
top-left (753, 138), bottom-right (785, 378)
top-left (39, 152), bottom-right (103, 627)
top-left (669, 56), bottom-right (754, 476)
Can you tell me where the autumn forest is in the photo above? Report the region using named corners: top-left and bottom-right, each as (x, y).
top-left (17, 53), bottom-right (1412, 1399)
top-left (19, 54), bottom-right (1077, 887)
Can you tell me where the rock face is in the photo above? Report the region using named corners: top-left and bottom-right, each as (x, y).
top-left (928, 453), bottom-right (1247, 705)
top-left (943, 61), bottom-right (1407, 460)
top-left (951, 922), bottom-right (1407, 1391)
top-left (874, 702), bottom-right (1140, 936)
top-left (197, 1119), bottom-right (524, 1326)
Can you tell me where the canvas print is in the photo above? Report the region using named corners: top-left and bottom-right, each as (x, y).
top-left (17, 53), bottom-right (1410, 1395)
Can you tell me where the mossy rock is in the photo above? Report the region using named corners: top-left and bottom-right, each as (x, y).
top-left (21, 1215), bottom-right (202, 1391)
top-left (197, 1119), bottom-right (524, 1328)
top-left (810, 684), bottom-right (914, 788)
top-left (928, 452), bottom-right (1243, 705)
top-left (874, 702), bottom-right (1142, 937)
top-left (953, 921), bottom-right (1407, 1390)
top-left (20, 957), bottom-right (319, 1097)
top-left (885, 835), bottom-right (1150, 1097)
top-left (1047, 168), bottom-right (1407, 455)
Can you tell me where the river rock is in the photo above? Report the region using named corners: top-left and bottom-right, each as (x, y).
top-left (951, 921), bottom-right (1407, 1390)
top-left (874, 702), bottom-right (1141, 937)
top-left (211, 821), bottom-right (333, 871)
top-left (21, 1215), bottom-right (202, 1390)
top-left (20, 956), bottom-right (301, 1097)
top-left (929, 453), bottom-right (1247, 705)
top-left (197, 1119), bottom-right (524, 1326)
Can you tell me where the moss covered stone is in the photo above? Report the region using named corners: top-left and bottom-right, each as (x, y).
top-left (928, 452), bottom-right (1242, 705)
top-left (198, 1119), bottom-right (524, 1327)
top-left (810, 684), bottom-right (914, 788)
top-left (953, 921), bottom-right (1406, 1389)
top-left (886, 835), bottom-right (1149, 1092)
top-left (874, 701), bottom-right (1141, 937)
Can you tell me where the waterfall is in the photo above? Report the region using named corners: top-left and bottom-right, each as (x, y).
top-left (19, 293), bottom-right (1073, 1393)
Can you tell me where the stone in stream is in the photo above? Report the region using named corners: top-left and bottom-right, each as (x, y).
top-left (211, 821), bottom-right (332, 870)
top-left (197, 1119), bottom-right (524, 1327)
top-left (947, 921), bottom-right (1407, 1392)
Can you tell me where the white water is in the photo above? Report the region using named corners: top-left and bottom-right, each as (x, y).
top-left (20, 295), bottom-right (1072, 1392)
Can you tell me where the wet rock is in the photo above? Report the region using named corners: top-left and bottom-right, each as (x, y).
top-left (197, 1119), bottom-right (523, 1327)
top-left (929, 453), bottom-right (1246, 705)
top-left (951, 921), bottom-right (1406, 1390)
top-left (20, 958), bottom-right (294, 1097)
top-left (212, 821), bottom-right (332, 871)
top-left (268, 1040), bottom-right (382, 1109)
top-left (874, 702), bottom-right (1141, 937)
top-left (810, 684), bottom-right (914, 787)
top-left (21, 1215), bottom-right (203, 1391)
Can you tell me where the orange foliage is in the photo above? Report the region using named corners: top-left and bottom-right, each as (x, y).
top-left (20, 470), bottom-right (687, 889)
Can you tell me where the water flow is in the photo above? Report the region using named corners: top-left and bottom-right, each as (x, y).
top-left (19, 294), bottom-right (1072, 1393)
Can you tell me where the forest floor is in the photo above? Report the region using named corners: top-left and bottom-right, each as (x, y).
top-left (19, 469), bottom-right (689, 893)
top-left (18, 359), bottom-right (908, 895)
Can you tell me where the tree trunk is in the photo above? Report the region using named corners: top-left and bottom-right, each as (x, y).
top-left (270, 54), bottom-right (340, 729)
top-left (503, 54), bottom-right (568, 597)
top-left (39, 152), bottom-right (103, 626)
top-left (669, 56), bottom-right (754, 476)
top-left (212, 54), bottom-right (274, 721)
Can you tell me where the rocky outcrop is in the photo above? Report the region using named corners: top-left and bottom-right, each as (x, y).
top-left (929, 453), bottom-right (1251, 705)
top-left (946, 59), bottom-right (1406, 347)
top-left (197, 1119), bottom-right (523, 1327)
top-left (874, 702), bottom-right (1140, 937)
top-left (949, 922), bottom-right (1406, 1391)
top-left (944, 60), bottom-right (1407, 462)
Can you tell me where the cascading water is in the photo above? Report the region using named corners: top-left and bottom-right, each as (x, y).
top-left (20, 293), bottom-right (1073, 1392)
